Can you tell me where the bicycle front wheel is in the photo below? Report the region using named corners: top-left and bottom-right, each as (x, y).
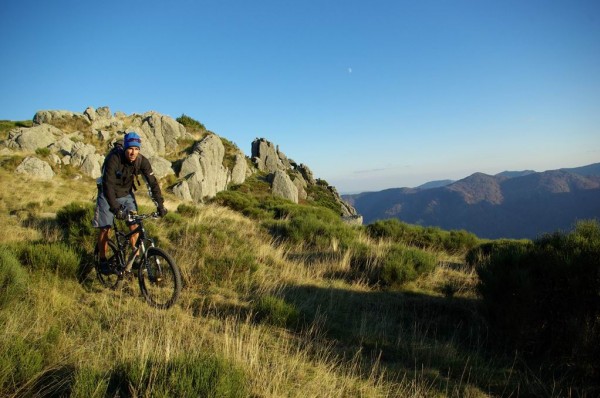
top-left (138, 247), bottom-right (181, 309)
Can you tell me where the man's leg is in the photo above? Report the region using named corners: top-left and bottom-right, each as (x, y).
top-left (98, 227), bottom-right (110, 259)
top-left (129, 224), bottom-right (139, 252)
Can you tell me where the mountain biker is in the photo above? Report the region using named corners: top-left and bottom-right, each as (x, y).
top-left (92, 132), bottom-right (168, 274)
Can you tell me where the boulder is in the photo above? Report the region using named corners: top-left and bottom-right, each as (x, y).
top-left (140, 112), bottom-right (188, 156)
top-left (48, 136), bottom-right (76, 156)
top-left (292, 176), bottom-right (308, 201)
top-left (79, 153), bottom-right (104, 178)
top-left (271, 170), bottom-right (298, 203)
top-left (172, 180), bottom-right (193, 202)
top-left (33, 110), bottom-right (86, 125)
top-left (173, 134), bottom-right (232, 202)
top-left (15, 157), bottom-right (55, 180)
top-left (148, 156), bottom-right (175, 179)
top-left (179, 152), bottom-right (201, 179)
top-left (251, 138), bottom-right (290, 173)
top-left (84, 106), bottom-right (97, 121)
top-left (297, 164), bottom-right (316, 185)
top-left (5, 124), bottom-right (63, 152)
top-left (230, 153), bottom-right (247, 185)
top-left (70, 142), bottom-right (97, 167)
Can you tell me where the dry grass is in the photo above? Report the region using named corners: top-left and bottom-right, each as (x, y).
top-left (0, 165), bottom-right (517, 397)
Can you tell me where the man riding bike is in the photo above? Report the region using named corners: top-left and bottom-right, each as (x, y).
top-left (92, 132), bottom-right (167, 274)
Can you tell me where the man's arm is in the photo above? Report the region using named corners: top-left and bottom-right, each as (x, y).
top-left (140, 157), bottom-right (164, 207)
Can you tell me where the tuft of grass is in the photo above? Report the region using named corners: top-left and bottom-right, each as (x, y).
top-left (0, 246), bottom-right (29, 307)
top-left (114, 353), bottom-right (248, 397)
top-left (17, 242), bottom-right (81, 278)
top-left (254, 295), bottom-right (300, 329)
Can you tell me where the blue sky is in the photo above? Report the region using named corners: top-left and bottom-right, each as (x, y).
top-left (1, 0), bottom-right (598, 193)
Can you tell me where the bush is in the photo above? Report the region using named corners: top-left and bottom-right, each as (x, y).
top-left (35, 148), bottom-right (51, 157)
top-left (56, 202), bottom-right (96, 251)
top-left (254, 295), bottom-right (300, 328)
top-left (115, 353), bottom-right (247, 397)
top-left (0, 246), bottom-right (29, 307)
top-left (19, 242), bottom-right (80, 278)
top-left (366, 219), bottom-right (479, 254)
top-left (381, 244), bottom-right (437, 286)
top-left (177, 203), bottom-right (200, 217)
top-left (176, 114), bottom-right (206, 132)
top-left (465, 239), bottom-right (533, 269)
top-left (268, 205), bottom-right (358, 250)
top-left (477, 220), bottom-right (600, 381)
top-left (349, 242), bottom-right (437, 287)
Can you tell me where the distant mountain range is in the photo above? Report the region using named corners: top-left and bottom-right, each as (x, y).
top-left (343, 163), bottom-right (600, 239)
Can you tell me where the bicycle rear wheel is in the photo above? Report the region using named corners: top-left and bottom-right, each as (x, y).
top-left (96, 239), bottom-right (122, 290)
top-left (138, 247), bottom-right (181, 309)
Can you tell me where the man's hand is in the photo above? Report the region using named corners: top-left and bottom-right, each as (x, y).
top-left (157, 205), bottom-right (168, 217)
top-left (112, 205), bottom-right (127, 220)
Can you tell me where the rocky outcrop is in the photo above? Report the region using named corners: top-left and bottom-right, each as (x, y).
top-left (173, 134), bottom-right (247, 203)
top-left (33, 110), bottom-right (88, 126)
top-left (251, 137), bottom-right (359, 220)
top-left (148, 156), bottom-right (175, 180)
top-left (2, 107), bottom-right (192, 180)
top-left (15, 157), bottom-right (55, 180)
top-left (2, 107), bottom-right (358, 222)
top-left (270, 170), bottom-right (299, 203)
top-left (251, 139), bottom-right (292, 173)
top-left (6, 124), bottom-right (64, 152)
top-left (139, 112), bottom-right (188, 156)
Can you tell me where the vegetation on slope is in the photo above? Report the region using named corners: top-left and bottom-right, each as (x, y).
top-left (1, 115), bottom-right (598, 396)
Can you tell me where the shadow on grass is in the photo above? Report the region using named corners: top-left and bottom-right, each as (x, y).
top-left (277, 283), bottom-right (549, 397)
top-left (16, 365), bottom-right (76, 397)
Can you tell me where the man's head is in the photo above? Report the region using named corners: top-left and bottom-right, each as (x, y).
top-left (123, 132), bottom-right (141, 163)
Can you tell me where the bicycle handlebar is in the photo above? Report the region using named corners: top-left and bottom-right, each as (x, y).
top-left (126, 211), bottom-right (160, 222)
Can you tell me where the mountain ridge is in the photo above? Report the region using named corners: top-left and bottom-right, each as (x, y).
top-left (344, 163), bottom-right (600, 239)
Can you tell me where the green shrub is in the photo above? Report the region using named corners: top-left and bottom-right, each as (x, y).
top-left (381, 244), bottom-right (437, 286)
top-left (0, 246), bottom-right (29, 307)
top-left (162, 211), bottom-right (184, 225)
top-left (56, 202), bottom-right (96, 251)
top-left (465, 239), bottom-right (533, 268)
top-left (269, 204), bottom-right (358, 250)
top-left (477, 220), bottom-right (600, 379)
top-left (349, 242), bottom-right (378, 275)
top-left (112, 353), bottom-right (247, 397)
top-left (19, 242), bottom-right (80, 278)
top-left (35, 148), bottom-right (51, 157)
top-left (366, 219), bottom-right (479, 254)
top-left (348, 242), bottom-right (436, 287)
top-left (305, 184), bottom-right (343, 214)
top-left (176, 203), bottom-right (200, 217)
top-left (254, 295), bottom-right (300, 328)
top-left (176, 114), bottom-right (206, 132)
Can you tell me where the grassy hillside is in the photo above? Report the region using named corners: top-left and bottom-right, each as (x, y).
top-left (1, 117), bottom-right (598, 396)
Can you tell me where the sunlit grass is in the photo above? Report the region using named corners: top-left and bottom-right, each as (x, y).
top-left (1, 162), bottom-right (577, 397)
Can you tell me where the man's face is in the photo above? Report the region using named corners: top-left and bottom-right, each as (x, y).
top-left (125, 147), bottom-right (140, 163)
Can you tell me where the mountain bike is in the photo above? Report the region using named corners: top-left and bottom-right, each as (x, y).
top-left (93, 211), bottom-right (182, 309)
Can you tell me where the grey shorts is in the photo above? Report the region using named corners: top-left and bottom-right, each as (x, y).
top-left (92, 192), bottom-right (138, 229)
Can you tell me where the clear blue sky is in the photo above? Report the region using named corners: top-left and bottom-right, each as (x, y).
top-left (1, 0), bottom-right (598, 193)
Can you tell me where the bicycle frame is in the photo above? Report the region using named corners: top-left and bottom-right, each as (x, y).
top-left (112, 213), bottom-right (156, 271)
top-left (95, 211), bottom-right (182, 309)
